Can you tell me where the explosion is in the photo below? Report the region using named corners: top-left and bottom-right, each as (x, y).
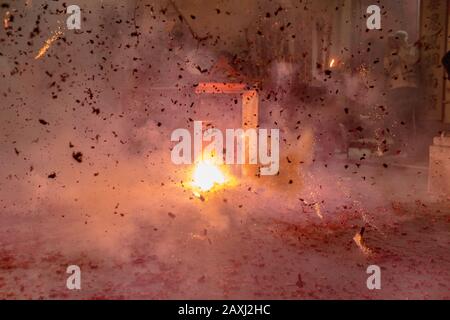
top-left (191, 160), bottom-right (227, 192)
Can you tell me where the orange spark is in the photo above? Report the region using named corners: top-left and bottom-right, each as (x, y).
top-left (353, 228), bottom-right (372, 256)
top-left (3, 11), bottom-right (11, 29)
top-left (329, 58), bottom-right (336, 68)
top-left (35, 29), bottom-right (63, 60)
top-left (314, 203), bottom-right (323, 219)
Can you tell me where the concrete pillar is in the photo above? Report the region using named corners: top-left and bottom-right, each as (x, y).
top-left (242, 90), bottom-right (259, 177)
top-left (429, 134), bottom-right (450, 198)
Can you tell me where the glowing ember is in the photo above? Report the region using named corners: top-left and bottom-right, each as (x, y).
top-left (192, 160), bottom-right (227, 192)
top-left (329, 58), bottom-right (336, 68)
top-left (35, 29), bottom-right (63, 60)
top-left (353, 227), bottom-right (372, 256)
top-left (3, 11), bottom-right (11, 29)
top-left (192, 190), bottom-right (205, 202)
top-left (314, 203), bottom-right (323, 219)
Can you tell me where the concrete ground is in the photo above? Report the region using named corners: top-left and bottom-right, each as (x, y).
top-left (1, 160), bottom-right (449, 300)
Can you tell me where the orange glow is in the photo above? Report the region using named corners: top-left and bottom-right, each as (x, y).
top-left (3, 11), bottom-right (11, 29)
top-left (329, 58), bottom-right (336, 68)
top-left (353, 231), bottom-right (372, 256)
top-left (35, 29), bottom-right (63, 60)
top-left (192, 160), bottom-right (227, 192)
top-left (189, 150), bottom-right (235, 196)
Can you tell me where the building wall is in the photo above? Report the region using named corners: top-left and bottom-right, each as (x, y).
top-left (419, 0), bottom-right (449, 122)
top-left (446, 0), bottom-right (450, 123)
